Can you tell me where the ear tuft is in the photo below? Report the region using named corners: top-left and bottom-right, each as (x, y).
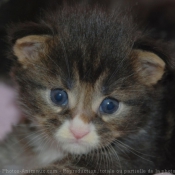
top-left (13, 35), bottom-right (51, 64)
top-left (133, 49), bottom-right (165, 85)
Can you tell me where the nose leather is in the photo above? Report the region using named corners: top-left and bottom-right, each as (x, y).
top-left (70, 126), bottom-right (90, 139)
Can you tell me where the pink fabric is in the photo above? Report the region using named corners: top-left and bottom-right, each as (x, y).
top-left (0, 83), bottom-right (21, 140)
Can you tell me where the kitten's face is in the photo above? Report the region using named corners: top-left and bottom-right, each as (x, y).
top-left (11, 14), bottom-right (165, 155)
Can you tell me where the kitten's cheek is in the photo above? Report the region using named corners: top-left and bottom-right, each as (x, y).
top-left (54, 120), bottom-right (100, 154)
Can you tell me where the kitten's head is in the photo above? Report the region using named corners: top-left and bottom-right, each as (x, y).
top-left (8, 8), bottom-right (172, 155)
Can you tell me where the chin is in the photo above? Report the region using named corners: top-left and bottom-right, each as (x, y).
top-left (61, 141), bottom-right (92, 155)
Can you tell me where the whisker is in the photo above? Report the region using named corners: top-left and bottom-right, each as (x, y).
top-left (112, 140), bottom-right (154, 163)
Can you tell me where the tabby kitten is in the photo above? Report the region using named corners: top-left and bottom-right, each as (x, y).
top-left (0, 6), bottom-right (175, 175)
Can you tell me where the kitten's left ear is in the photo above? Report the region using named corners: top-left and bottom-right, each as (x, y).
top-left (133, 49), bottom-right (166, 85)
top-left (13, 35), bottom-right (51, 64)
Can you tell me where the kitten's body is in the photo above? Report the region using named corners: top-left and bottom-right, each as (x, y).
top-left (0, 125), bottom-right (65, 170)
top-left (0, 5), bottom-right (175, 175)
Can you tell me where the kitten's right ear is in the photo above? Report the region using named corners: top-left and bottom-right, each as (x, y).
top-left (133, 49), bottom-right (166, 85)
top-left (13, 35), bottom-right (52, 64)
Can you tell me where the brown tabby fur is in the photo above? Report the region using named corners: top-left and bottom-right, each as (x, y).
top-left (0, 4), bottom-right (175, 175)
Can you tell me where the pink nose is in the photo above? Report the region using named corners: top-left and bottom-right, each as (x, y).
top-left (70, 127), bottom-right (90, 139)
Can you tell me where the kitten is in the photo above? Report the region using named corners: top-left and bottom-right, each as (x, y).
top-left (0, 5), bottom-right (175, 175)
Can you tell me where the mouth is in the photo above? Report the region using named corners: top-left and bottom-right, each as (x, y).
top-left (58, 137), bottom-right (94, 155)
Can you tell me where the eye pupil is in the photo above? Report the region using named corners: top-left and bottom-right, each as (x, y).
top-left (100, 98), bottom-right (119, 114)
top-left (55, 93), bottom-right (63, 102)
top-left (51, 89), bottom-right (68, 106)
top-left (106, 101), bottom-right (115, 111)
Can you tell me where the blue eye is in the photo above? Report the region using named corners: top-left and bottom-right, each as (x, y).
top-left (100, 98), bottom-right (119, 114)
top-left (50, 89), bottom-right (68, 106)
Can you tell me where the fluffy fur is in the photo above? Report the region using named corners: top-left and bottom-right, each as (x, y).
top-left (0, 5), bottom-right (175, 175)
